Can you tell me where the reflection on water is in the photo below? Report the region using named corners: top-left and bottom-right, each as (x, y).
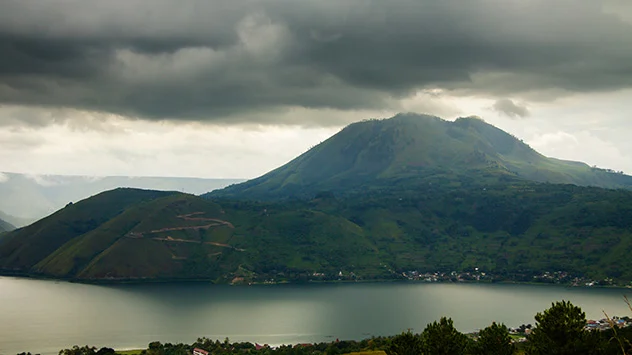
top-left (0, 277), bottom-right (630, 355)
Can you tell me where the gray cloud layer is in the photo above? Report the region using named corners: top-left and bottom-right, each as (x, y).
top-left (492, 99), bottom-right (530, 118)
top-left (1, 0), bottom-right (631, 124)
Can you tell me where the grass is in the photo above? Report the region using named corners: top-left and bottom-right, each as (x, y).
top-left (116, 349), bottom-right (143, 355)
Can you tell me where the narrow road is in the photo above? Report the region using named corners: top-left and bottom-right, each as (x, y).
top-left (125, 212), bottom-right (244, 251)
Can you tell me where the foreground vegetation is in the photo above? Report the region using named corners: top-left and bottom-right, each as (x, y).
top-left (18, 300), bottom-right (631, 355)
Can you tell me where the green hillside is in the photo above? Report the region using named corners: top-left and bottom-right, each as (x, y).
top-left (1, 184), bottom-right (632, 283)
top-left (0, 188), bottom-right (174, 271)
top-left (33, 193), bottom-right (245, 280)
top-left (209, 114), bottom-right (632, 200)
top-left (0, 189), bottom-right (383, 281)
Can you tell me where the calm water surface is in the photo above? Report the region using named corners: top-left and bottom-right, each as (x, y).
top-left (1, 277), bottom-right (631, 355)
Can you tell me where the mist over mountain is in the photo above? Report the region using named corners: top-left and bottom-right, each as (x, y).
top-left (0, 217), bottom-right (14, 233)
top-left (209, 114), bottom-right (632, 200)
top-left (0, 173), bottom-right (244, 226)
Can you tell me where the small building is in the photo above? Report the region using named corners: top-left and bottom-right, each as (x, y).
top-left (193, 348), bottom-right (209, 355)
top-left (255, 343), bottom-right (269, 350)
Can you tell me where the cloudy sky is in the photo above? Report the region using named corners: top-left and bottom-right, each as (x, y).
top-left (1, 0), bottom-right (631, 178)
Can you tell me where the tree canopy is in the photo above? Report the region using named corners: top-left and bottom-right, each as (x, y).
top-left (526, 300), bottom-right (604, 355)
top-left (473, 322), bottom-right (514, 355)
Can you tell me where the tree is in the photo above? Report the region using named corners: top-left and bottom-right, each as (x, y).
top-left (146, 342), bottom-right (165, 355)
top-left (59, 346), bottom-right (97, 355)
top-left (526, 300), bottom-right (599, 355)
top-left (473, 322), bottom-right (515, 355)
top-left (421, 317), bottom-right (469, 355)
top-left (386, 330), bottom-right (423, 355)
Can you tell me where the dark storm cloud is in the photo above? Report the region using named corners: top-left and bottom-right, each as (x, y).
top-left (0, 0), bottom-right (631, 124)
top-left (492, 99), bottom-right (530, 119)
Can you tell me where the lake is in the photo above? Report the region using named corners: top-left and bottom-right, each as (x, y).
top-left (1, 277), bottom-right (631, 355)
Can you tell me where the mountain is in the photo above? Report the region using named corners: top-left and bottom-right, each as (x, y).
top-left (0, 188), bottom-right (381, 281)
top-left (3, 114), bottom-right (632, 284)
top-left (2, 183), bottom-right (632, 283)
top-left (0, 210), bottom-right (32, 229)
top-left (0, 217), bottom-right (14, 233)
top-left (208, 114), bottom-right (632, 200)
top-left (0, 188), bottom-right (176, 271)
top-left (0, 172), bottom-right (244, 226)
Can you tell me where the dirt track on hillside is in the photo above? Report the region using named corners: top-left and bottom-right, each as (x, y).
top-left (125, 212), bottom-right (244, 251)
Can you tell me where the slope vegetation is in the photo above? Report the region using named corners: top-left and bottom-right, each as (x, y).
top-left (2, 184), bottom-right (632, 283)
top-left (0, 188), bottom-right (380, 281)
top-left (3, 114), bottom-right (632, 284)
top-left (0, 188), bottom-right (175, 271)
top-left (209, 114), bottom-right (632, 200)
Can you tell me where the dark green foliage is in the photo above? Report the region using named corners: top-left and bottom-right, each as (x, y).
top-left (386, 330), bottom-right (423, 355)
top-left (144, 342), bottom-right (190, 355)
top-left (58, 345), bottom-right (114, 355)
top-left (526, 300), bottom-right (600, 355)
top-left (603, 325), bottom-right (632, 354)
top-left (95, 348), bottom-right (115, 355)
top-left (472, 322), bottom-right (515, 355)
top-left (421, 317), bottom-right (469, 355)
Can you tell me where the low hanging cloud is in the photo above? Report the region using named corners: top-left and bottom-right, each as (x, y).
top-left (492, 99), bottom-right (530, 119)
top-left (0, 0), bottom-right (631, 126)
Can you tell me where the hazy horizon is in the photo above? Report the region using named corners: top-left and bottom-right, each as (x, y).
top-left (1, 1), bottom-right (632, 178)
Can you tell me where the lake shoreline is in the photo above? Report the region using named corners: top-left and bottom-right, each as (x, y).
top-left (1, 271), bottom-right (631, 290)
top-left (3, 277), bottom-right (631, 355)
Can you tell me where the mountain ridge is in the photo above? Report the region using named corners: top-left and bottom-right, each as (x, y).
top-left (2, 114), bottom-right (632, 284)
top-left (0, 172), bottom-right (245, 226)
top-left (0, 217), bottom-right (14, 233)
top-left (208, 114), bottom-right (632, 200)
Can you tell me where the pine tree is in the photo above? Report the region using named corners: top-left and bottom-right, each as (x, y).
top-left (473, 322), bottom-right (515, 355)
top-left (386, 330), bottom-right (423, 355)
top-left (421, 317), bottom-right (468, 355)
top-left (526, 300), bottom-right (594, 355)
